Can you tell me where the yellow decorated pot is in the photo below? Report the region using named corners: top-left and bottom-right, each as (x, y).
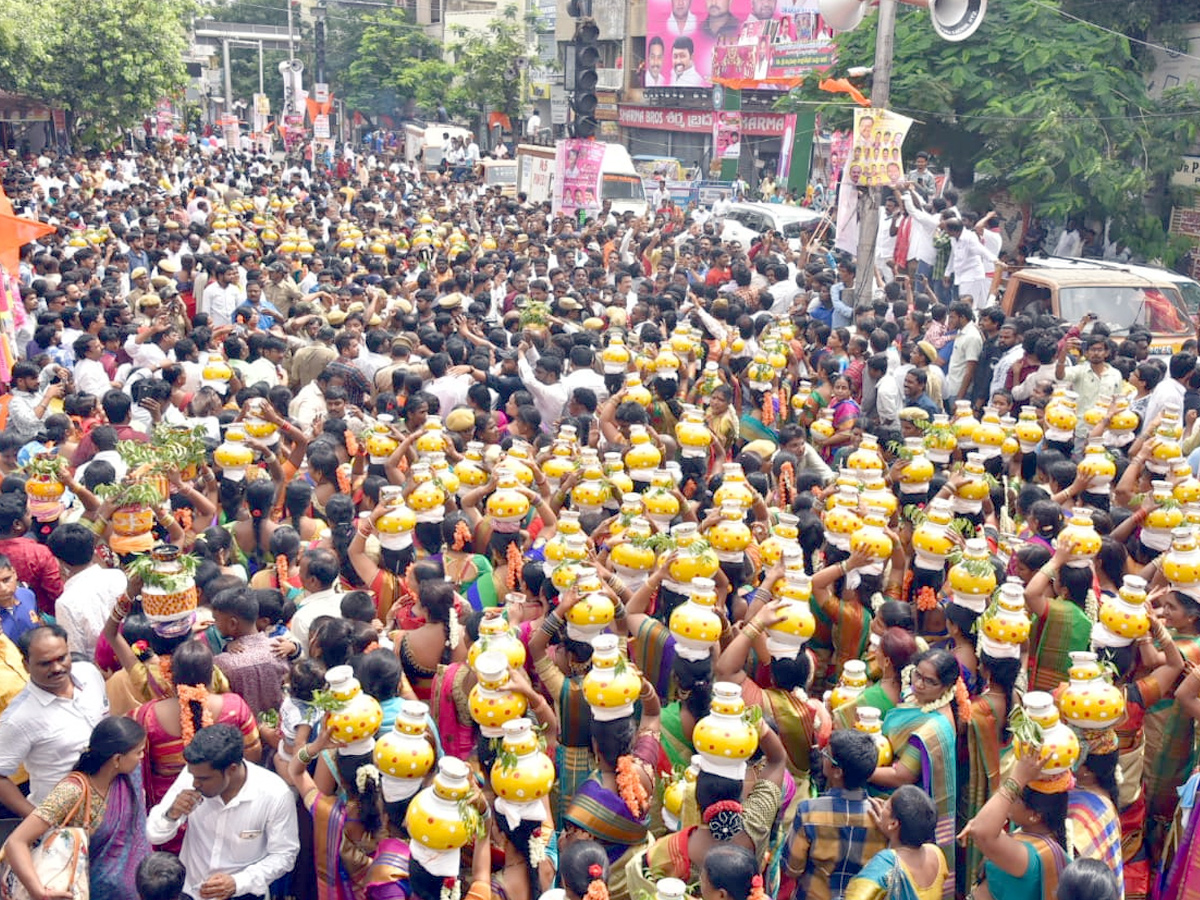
top-left (324, 666), bottom-right (384, 753)
top-left (112, 505), bottom-right (155, 538)
top-left (406, 758), bottom-right (475, 851)
top-left (490, 717), bottom-right (555, 805)
top-left (415, 416), bottom-right (447, 455)
top-left (670, 325), bottom-right (694, 355)
top-left (665, 525), bottom-right (720, 583)
top-left (1044, 394), bottom-right (1078, 442)
top-left (822, 486), bottom-right (862, 552)
top-left (25, 475), bottom-right (64, 501)
top-left (407, 464), bottom-right (447, 521)
top-left (898, 438), bottom-right (935, 495)
top-left (1016, 692), bottom-right (1080, 776)
top-left (692, 682), bottom-right (758, 778)
top-left (623, 374), bottom-right (653, 407)
top-left (675, 406), bottom-right (712, 459)
top-left (468, 611), bottom-right (527, 671)
top-left (979, 580), bottom-right (1032, 646)
top-left (374, 700), bottom-right (436, 793)
top-left (1163, 528), bottom-right (1200, 589)
top-left (644, 481), bottom-right (681, 529)
top-left (455, 442), bottom-right (489, 487)
top-left (487, 472), bottom-right (530, 525)
top-left (947, 538), bottom-right (997, 613)
top-left (766, 576), bottom-right (816, 658)
top-left (1099, 575), bottom-right (1150, 640)
top-left (924, 413), bottom-right (957, 464)
top-left (1077, 443), bottom-right (1117, 494)
top-left (625, 425), bottom-right (662, 482)
top-left (854, 707), bottom-right (894, 767)
top-left (602, 335), bottom-right (632, 374)
top-left (1058, 507), bottom-right (1101, 567)
top-left (760, 513), bottom-right (801, 567)
top-left (610, 528), bottom-right (658, 577)
top-left (215, 428), bottom-right (255, 480)
top-left (912, 498), bottom-right (956, 570)
top-left (828, 660), bottom-right (870, 710)
top-left (861, 479), bottom-right (898, 519)
top-left (376, 495), bottom-right (416, 550)
top-left (957, 454), bottom-right (991, 503)
top-left (201, 353), bottom-right (232, 388)
top-left (669, 577), bottom-right (722, 660)
top-left (973, 407), bottom-right (1006, 460)
top-left (572, 466), bottom-right (611, 512)
top-left (707, 502), bottom-right (752, 562)
top-left (846, 434), bottom-right (885, 474)
top-left (850, 510), bottom-right (893, 562)
top-left (1059, 652), bottom-right (1127, 730)
top-left (468, 650), bottom-right (528, 738)
top-left (565, 580), bottom-right (615, 641)
top-left (951, 401), bottom-right (980, 450)
top-left (582, 634), bottom-right (642, 721)
top-left (366, 417), bottom-right (399, 463)
top-left (810, 409), bottom-right (835, 442)
top-left (713, 463), bottom-right (755, 510)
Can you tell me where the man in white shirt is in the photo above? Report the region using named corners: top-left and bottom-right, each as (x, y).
top-left (944, 301), bottom-right (983, 407)
top-left (644, 37), bottom-right (667, 87)
top-left (70, 334), bottom-right (111, 398)
top-left (517, 348), bottom-right (569, 431)
top-left (868, 354), bottom-right (902, 430)
top-left (147, 723), bottom-right (299, 900)
top-left (667, 0), bottom-right (698, 35)
top-left (561, 346), bottom-right (609, 404)
top-left (899, 186), bottom-right (938, 278)
top-left (48, 524), bottom-right (127, 665)
top-left (0, 624), bottom-right (109, 814)
top-left (945, 218), bottom-right (997, 309)
top-left (671, 37), bottom-right (706, 86)
top-left (1142, 352), bottom-right (1193, 435)
top-left (288, 549), bottom-right (344, 655)
top-left (202, 263), bottom-right (243, 326)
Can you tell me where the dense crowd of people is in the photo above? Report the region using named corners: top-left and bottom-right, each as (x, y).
top-left (0, 140), bottom-right (1195, 900)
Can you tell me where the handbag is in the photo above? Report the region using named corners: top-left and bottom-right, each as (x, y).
top-left (0, 773), bottom-right (91, 900)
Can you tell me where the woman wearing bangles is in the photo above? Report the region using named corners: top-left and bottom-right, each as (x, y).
top-left (869, 648), bottom-right (963, 900)
top-left (957, 749), bottom-right (1068, 900)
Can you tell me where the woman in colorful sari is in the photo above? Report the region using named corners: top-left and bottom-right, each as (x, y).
top-left (960, 647), bottom-right (1021, 893)
top-left (624, 717), bottom-right (788, 898)
top-left (1141, 589), bottom-right (1200, 856)
top-left (1022, 538), bottom-right (1094, 693)
top-left (562, 666), bottom-right (661, 900)
top-left (2, 716), bottom-right (151, 900)
top-left (1067, 728), bottom-right (1124, 889)
top-left (716, 599), bottom-right (824, 786)
top-left (1092, 604), bottom-right (1184, 900)
top-left (959, 749), bottom-right (1067, 900)
top-left (869, 648), bottom-right (962, 900)
top-left (432, 514), bottom-right (498, 611)
top-left (132, 639), bottom-right (261, 850)
top-left (289, 718), bottom-right (421, 900)
top-left (739, 388), bottom-right (780, 447)
top-left (706, 386), bottom-right (740, 461)
top-left (845, 786), bottom-right (948, 900)
top-left (818, 374), bottom-right (860, 466)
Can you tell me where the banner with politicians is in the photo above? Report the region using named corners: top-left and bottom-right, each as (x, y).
top-left (847, 107), bottom-right (914, 187)
top-left (553, 139), bottom-right (606, 218)
top-left (644, 0), bottom-right (835, 89)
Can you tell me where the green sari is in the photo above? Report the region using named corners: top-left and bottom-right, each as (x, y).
top-left (1143, 633), bottom-right (1200, 847)
top-left (659, 702), bottom-right (694, 771)
top-left (1028, 598), bottom-right (1092, 693)
top-left (960, 692), bottom-right (1009, 887)
top-left (882, 707), bottom-right (958, 900)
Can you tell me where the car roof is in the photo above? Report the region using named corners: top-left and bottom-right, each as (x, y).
top-left (1012, 265), bottom-right (1181, 289)
top-left (728, 201), bottom-right (823, 220)
top-left (1027, 255), bottom-right (1197, 287)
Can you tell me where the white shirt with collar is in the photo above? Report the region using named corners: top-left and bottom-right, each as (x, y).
top-left (146, 760), bottom-right (299, 899)
top-left (56, 566), bottom-right (127, 664)
top-left (0, 663), bottom-right (109, 803)
top-left (289, 586), bottom-right (343, 654)
top-left (562, 366), bottom-right (610, 404)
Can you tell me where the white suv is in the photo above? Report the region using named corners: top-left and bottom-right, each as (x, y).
top-left (719, 202), bottom-right (830, 252)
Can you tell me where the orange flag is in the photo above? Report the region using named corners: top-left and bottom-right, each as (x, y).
top-left (819, 77), bottom-right (871, 107)
top-left (0, 186), bottom-right (55, 276)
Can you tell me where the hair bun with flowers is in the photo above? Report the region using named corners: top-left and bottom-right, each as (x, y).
top-left (584, 865), bottom-right (609, 900)
top-left (748, 875), bottom-right (767, 900)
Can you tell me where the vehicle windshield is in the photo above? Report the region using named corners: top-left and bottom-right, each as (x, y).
top-left (1059, 285), bottom-right (1192, 336)
top-left (780, 219), bottom-right (821, 239)
top-left (1177, 281), bottom-right (1200, 315)
top-left (602, 174), bottom-right (645, 201)
top-left (485, 165), bottom-right (516, 185)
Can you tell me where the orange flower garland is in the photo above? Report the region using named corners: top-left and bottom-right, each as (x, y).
top-left (336, 466), bottom-right (352, 495)
top-left (954, 677), bottom-right (972, 724)
top-left (778, 461), bottom-right (795, 507)
top-left (453, 519), bottom-right (473, 551)
top-left (176, 507), bottom-right (194, 532)
top-left (345, 431), bottom-right (361, 459)
top-left (584, 865), bottom-right (608, 900)
top-left (762, 392), bottom-right (774, 426)
top-left (276, 553), bottom-right (290, 590)
top-left (506, 541), bottom-right (523, 591)
top-left (615, 754), bottom-right (649, 818)
top-left (749, 875), bottom-right (767, 900)
top-left (916, 586), bottom-right (939, 611)
top-left (177, 683), bottom-right (215, 746)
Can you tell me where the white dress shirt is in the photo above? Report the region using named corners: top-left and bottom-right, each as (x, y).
top-left (289, 587), bottom-right (344, 654)
top-left (72, 357), bottom-right (110, 398)
top-left (517, 355), bottom-right (569, 431)
top-left (55, 566), bottom-right (127, 664)
top-left (562, 367), bottom-right (610, 404)
top-left (0, 664), bottom-right (108, 803)
top-left (146, 761), bottom-right (299, 899)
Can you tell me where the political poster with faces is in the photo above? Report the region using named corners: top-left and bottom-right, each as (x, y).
top-left (847, 108), bottom-right (914, 187)
top-left (554, 139), bottom-right (606, 218)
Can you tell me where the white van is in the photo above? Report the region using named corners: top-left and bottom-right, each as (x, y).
top-left (599, 143), bottom-right (648, 218)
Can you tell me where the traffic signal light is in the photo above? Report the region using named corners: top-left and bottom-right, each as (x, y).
top-left (571, 20), bottom-right (599, 139)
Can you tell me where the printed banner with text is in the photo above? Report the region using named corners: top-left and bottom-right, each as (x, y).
top-left (847, 108), bottom-right (914, 187)
top-left (554, 139), bottom-right (606, 218)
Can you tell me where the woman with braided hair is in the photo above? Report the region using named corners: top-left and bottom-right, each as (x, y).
top-left (131, 640), bottom-right (261, 851)
top-left (432, 512), bottom-right (498, 611)
top-left (248, 523), bottom-right (305, 602)
top-left (395, 579), bottom-right (467, 702)
top-left (233, 478), bottom-right (278, 576)
top-left (623, 712), bottom-right (788, 896)
top-left (869, 648), bottom-right (963, 900)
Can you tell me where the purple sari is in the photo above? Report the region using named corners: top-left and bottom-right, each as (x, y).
top-left (89, 770), bottom-right (152, 900)
top-left (563, 776), bottom-right (651, 863)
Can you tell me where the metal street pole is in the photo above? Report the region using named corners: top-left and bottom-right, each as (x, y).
top-left (223, 38), bottom-right (233, 110)
top-left (852, 0), bottom-right (897, 305)
top-left (287, 0), bottom-right (295, 62)
top-left (259, 40), bottom-right (265, 94)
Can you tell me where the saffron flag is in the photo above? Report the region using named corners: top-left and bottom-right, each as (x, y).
top-left (0, 185), bottom-right (55, 276)
top-left (818, 78), bottom-right (871, 107)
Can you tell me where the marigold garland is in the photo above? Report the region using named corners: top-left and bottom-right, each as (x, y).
top-left (345, 431), bottom-right (360, 458)
top-left (276, 553), bottom-right (290, 590)
top-left (336, 466), bottom-right (352, 495)
top-left (749, 875), bottom-right (767, 900)
top-left (506, 541), bottom-right (523, 590)
top-left (453, 519), bottom-right (473, 552)
top-left (584, 866), bottom-right (608, 900)
top-left (762, 392), bottom-right (774, 427)
top-left (916, 586), bottom-right (939, 611)
top-left (158, 656), bottom-right (174, 689)
top-left (954, 677), bottom-right (973, 724)
top-left (778, 461), bottom-right (795, 507)
top-left (176, 507), bottom-right (194, 532)
top-left (177, 683), bottom-right (214, 745)
top-left (902, 569), bottom-right (914, 600)
top-left (615, 754), bottom-right (650, 818)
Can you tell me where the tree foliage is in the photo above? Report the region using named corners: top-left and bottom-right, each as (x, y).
top-left (445, 4), bottom-right (537, 130)
top-left (0, 0), bottom-right (194, 141)
top-left (782, 0), bottom-right (1200, 258)
top-left (338, 7), bottom-right (452, 118)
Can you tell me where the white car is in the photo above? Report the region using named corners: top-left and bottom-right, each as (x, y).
top-left (718, 202), bottom-right (830, 252)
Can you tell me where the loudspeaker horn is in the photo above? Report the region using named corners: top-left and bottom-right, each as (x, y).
top-left (818, 0), bottom-right (867, 32)
top-left (929, 0), bottom-right (986, 41)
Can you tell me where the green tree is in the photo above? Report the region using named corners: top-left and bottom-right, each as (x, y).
top-left (445, 4), bottom-right (537, 134)
top-left (339, 7), bottom-right (451, 118)
top-left (0, 0), bottom-right (195, 142)
top-left (783, 0), bottom-right (1200, 259)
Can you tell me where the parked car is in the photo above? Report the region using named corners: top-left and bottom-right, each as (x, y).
top-left (1025, 255), bottom-right (1200, 315)
top-left (719, 202), bottom-right (830, 252)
